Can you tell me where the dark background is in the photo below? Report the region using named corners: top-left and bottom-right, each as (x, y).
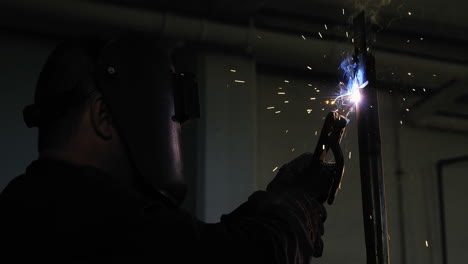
top-left (1, 0), bottom-right (467, 263)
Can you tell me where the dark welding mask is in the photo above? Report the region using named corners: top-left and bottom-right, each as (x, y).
top-left (23, 37), bottom-right (200, 207)
top-left (95, 38), bottom-right (200, 206)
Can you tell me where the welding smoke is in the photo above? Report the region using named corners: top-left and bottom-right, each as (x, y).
top-left (351, 0), bottom-right (392, 25)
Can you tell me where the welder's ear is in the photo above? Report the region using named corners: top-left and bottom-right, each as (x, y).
top-left (90, 93), bottom-right (113, 140)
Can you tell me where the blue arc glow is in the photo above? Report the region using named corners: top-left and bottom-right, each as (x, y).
top-left (334, 56), bottom-right (368, 114)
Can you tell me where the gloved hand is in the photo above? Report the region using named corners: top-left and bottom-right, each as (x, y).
top-left (266, 152), bottom-right (334, 204)
top-left (266, 152), bottom-right (337, 259)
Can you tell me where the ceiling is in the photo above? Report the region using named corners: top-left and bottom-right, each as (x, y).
top-left (84, 0), bottom-right (468, 41)
top-left (1, 0), bottom-right (467, 133)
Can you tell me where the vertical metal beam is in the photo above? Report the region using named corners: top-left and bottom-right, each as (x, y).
top-left (354, 12), bottom-right (390, 264)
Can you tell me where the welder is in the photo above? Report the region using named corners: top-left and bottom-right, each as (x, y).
top-left (0, 36), bottom-right (344, 263)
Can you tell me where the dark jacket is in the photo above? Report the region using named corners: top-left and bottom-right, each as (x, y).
top-left (0, 159), bottom-right (324, 263)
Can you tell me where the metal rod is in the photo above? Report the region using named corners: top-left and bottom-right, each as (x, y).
top-left (393, 90), bottom-right (407, 264)
top-left (354, 12), bottom-right (390, 264)
top-left (436, 156), bottom-right (468, 264)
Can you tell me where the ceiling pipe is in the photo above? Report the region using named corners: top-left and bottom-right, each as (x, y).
top-left (1, 0), bottom-right (468, 87)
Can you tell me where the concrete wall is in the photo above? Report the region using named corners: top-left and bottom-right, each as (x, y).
top-left (398, 126), bottom-right (468, 264)
top-left (197, 53), bottom-right (258, 222)
top-left (0, 33), bottom-right (56, 190)
top-left (443, 161), bottom-right (468, 263)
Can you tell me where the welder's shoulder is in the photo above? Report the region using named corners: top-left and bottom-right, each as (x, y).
top-left (0, 173), bottom-right (44, 242)
top-left (0, 172), bottom-right (54, 220)
top-left (1, 176), bottom-right (38, 227)
top-left (0, 173), bottom-right (31, 203)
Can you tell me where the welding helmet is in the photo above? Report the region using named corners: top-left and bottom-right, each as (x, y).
top-left (23, 36), bottom-right (200, 206)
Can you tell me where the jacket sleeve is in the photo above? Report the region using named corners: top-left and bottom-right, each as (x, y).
top-left (197, 190), bottom-right (326, 264)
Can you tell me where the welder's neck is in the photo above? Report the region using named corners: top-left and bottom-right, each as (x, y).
top-left (39, 149), bottom-right (95, 169)
top-left (39, 148), bottom-right (141, 195)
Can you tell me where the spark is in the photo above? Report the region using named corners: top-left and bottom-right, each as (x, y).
top-left (322, 108), bottom-right (325, 111)
top-left (284, 100), bottom-right (289, 103)
top-left (306, 109), bottom-right (313, 114)
top-left (400, 120), bottom-right (403, 125)
top-left (342, 8), bottom-right (345, 15)
top-left (420, 37), bottom-right (424, 40)
top-left (291, 148), bottom-right (295, 152)
top-left (407, 72), bottom-right (412, 76)
top-left (278, 87), bottom-right (283, 90)
top-left (316, 90), bottom-right (320, 92)
top-left (346, 31), bottom-right (349, 38)
top-left (307, 66), bottom-right (313, 70)
top-left (315, 131), bottom-right (318, 136)
top-left (322, 145), bottom-right (325, 150)
top-left (272, 166), bottom-right (278, 172)
top-left (324, 24), bottom-right (328, 30)
top-left (308, 84), bottom-right (313, 87)
top-left (407, 40), bottom-right (411, 43)
top-left (408, 11), bottom-right (412, 16)
top-left (370, 215), bottom-right (373, 220)
top-left (275, 110), bottom-right (281, 114)
top-left (285, 130), bottom-right (289, 133)
top-left (318, 32), bottom-right (323, 38)
top-left (423, 88), bottom-right (426, 92)
top-left (230, 69), bottom-right (237, 72)
top-left (235, 80), bottom-right (245, 83)
top-left (367, 47), bottom-right (370, 51)
top-left (406, 108), bottom-right (410, 112)
top-left (266, 106), bottom-right (275, 110)
top-left (284, 80), bottom-right (290, 83)
top-left (349, 152), bottom-right (352, 159)
top-left (278, 92), bottom-right (286, 95)
top-left (425, 241), bottom-right (429, 247)
top-left (325, 100), bottom-right (330, 104)
top-left (257, 35), bottom-right (262, 39)
top-left (310, 97), bottom-right (316, 100)
top-left (302, 35), bottom-right (306, 40)
top-left (351, 38), bottom-right (354, 43)
top-left (433, 74), bottom-right (437, 77)
top-left (403, 97), bottom-right (406, 101)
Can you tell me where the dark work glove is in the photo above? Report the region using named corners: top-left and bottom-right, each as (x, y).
top-left (266, 152), bottom-right (336, 259)
top-left (221, 189), bottom-right (327, 261)
top-left (267, 152), bottom-right (334, 204)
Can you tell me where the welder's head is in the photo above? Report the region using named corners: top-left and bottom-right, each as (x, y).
top-left (24, 36), bottom-right (199, 206)
top-left (26, 41), bottom-right (99, 152)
